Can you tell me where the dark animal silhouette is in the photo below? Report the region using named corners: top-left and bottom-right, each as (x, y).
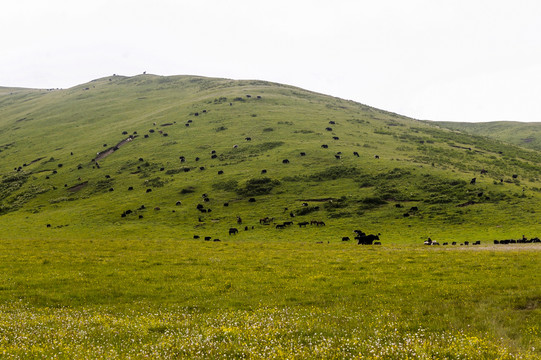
top-left (356, 234), bottom-right (379, 245)
top-left (229, 228), bottom-right (239, 235)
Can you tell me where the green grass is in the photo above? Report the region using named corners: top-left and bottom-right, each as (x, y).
top-left (433, 121), bottom-right (541, 151)
top-left (0, 238), bottom-right (539, 358)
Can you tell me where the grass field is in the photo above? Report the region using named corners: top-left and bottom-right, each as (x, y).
top-left (0, 74), bottom-right (540, 358)
top-left (0, 237), bottom-right (539, 358)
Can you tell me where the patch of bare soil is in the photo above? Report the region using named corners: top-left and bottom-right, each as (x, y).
top-left (67, 181), bottom-right (88, 192)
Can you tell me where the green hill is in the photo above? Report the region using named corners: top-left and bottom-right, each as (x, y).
top-left (431, 120), bottom-right (541, 151)
top-left (1, 74), bottom-right (540, 243)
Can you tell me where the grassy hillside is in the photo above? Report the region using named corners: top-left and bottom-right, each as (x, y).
top-left (432, 120), bottom-right (541, 151)
top-left (1, 74), bottom-right (540, 358)
top-left (0, 74), bottom-right (540, 243)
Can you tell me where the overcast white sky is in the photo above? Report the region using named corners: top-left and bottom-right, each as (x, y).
top-left (1, 0), bottom-right (540, 122)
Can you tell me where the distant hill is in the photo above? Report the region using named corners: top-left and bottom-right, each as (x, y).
top-left (430, 121), bottom-right (541, 151)
top-left (0, 74), bottom-right (539, 242)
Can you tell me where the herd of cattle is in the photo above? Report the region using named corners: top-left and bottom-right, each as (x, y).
top-left (30, 92), bottom-right (539, 249)
top-left (423, 237), bottom-right (540, 246)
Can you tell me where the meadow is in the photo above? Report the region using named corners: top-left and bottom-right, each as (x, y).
top-left (0, 75), bottom-right (540, 358)
top-left (0, 237), bottom-right (539, 358)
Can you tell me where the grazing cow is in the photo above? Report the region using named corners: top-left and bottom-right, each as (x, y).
top-left (139, 215), bottom-right (143, 219)
top-left (410, 206), bottom-right (418, 212)
top-left (224, 203), bottom-right (229, 207)
top-left (326, 127), bottom-right (333, 131)
top-left (213, 239), bottom-right (221, 242)
top-left (443, 242), bottom-right (448, 245)
top-left (176, 201), bottom-right (181, 206)
top-left (144, 134), bottom-right (149, 138)
top-left (473, 241), bottom-right (481, 245)
top-left (374, 155), bottom-right (380, 159)
top-left (233, 144), bottom-right (238, 148)
top-left (46, 224), bottom-right (51, 228)
top-left (424, 238), bottom-right (433, 245)
top-left (211, 154), bottom-right (218, 159)
top-left (480, 169), bottom-right (488, 174)
top-left (193, 235), bottom-right (200, 239)
top-left (342, 237), bottom-right (350, 241)
top-left (395, 204), bottom-right (403, 208)
top-left (139, 157), bottom-right (144, 162)
top-left (298, 221), bottom-right (309, 227)
top-left (248, 198), bottom-right (256, 202)
top-left (282, 159), bottom-right (290, 164)
top-left (200, 166), bottom-right (205, 170)
top-left (494, 240), bottom-right (500, 244)
top-left (464, 241), bottom-right (469, 245)
top-left (154, 207), bottom-right (160, 211)
top-left (335, 155), bottom-right (341, 160)
top-left (237, 216), bottom-right (242, 224)
top-left (353, 151), bottom-right (359, 157)
top-left (452, 242), bottom-right (457, 245)
top-left (146, 188), bottom-right (152, 193)
top-left (229, 228), bottom-right (239, 235)
top-left (374, 242), bottom-right (382, 245)
top-left (316, 221), bottom-right (325, 226)
top-left (329, 121), bottom-right (335, 124)
top-left (218, 170), bottom-right (224, 175)
top-left (261, 169), bottom-right (267, 174)
top-left (333, 136), bottom-right (339, 140)
top-left (245, 137), bottom-right (252, 141)
top-left (300, 152), bottom-right (306, 156)
top-left (204, 236), bottom-right (211, 241)
top-left (353, 230), bottom-right (366, 236)
top-left (321, 144), bottom-right (328, 148)
top-left (283, 221), bottom-right (294, 226)
top-left (276, 224), bottom-right (285, 229)
top-left (356, 234), bottom-right (379, 245)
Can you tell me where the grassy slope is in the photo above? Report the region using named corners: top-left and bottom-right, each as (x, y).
top-left (0, 74), bottom-right (540, 243)
top-left (432, 120), bottom-right (541, 151)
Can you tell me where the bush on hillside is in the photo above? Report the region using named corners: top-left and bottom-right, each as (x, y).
top-left (212, 179), bottom-right (238, 193)
top-left (236, 177), bottom-right (280, 196)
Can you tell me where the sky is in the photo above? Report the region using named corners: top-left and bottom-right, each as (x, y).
top-left (1, 0), bottom-right (541, 123)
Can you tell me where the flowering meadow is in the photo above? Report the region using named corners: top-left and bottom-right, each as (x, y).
top-left (0, 303), bottom-right (536, 359)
